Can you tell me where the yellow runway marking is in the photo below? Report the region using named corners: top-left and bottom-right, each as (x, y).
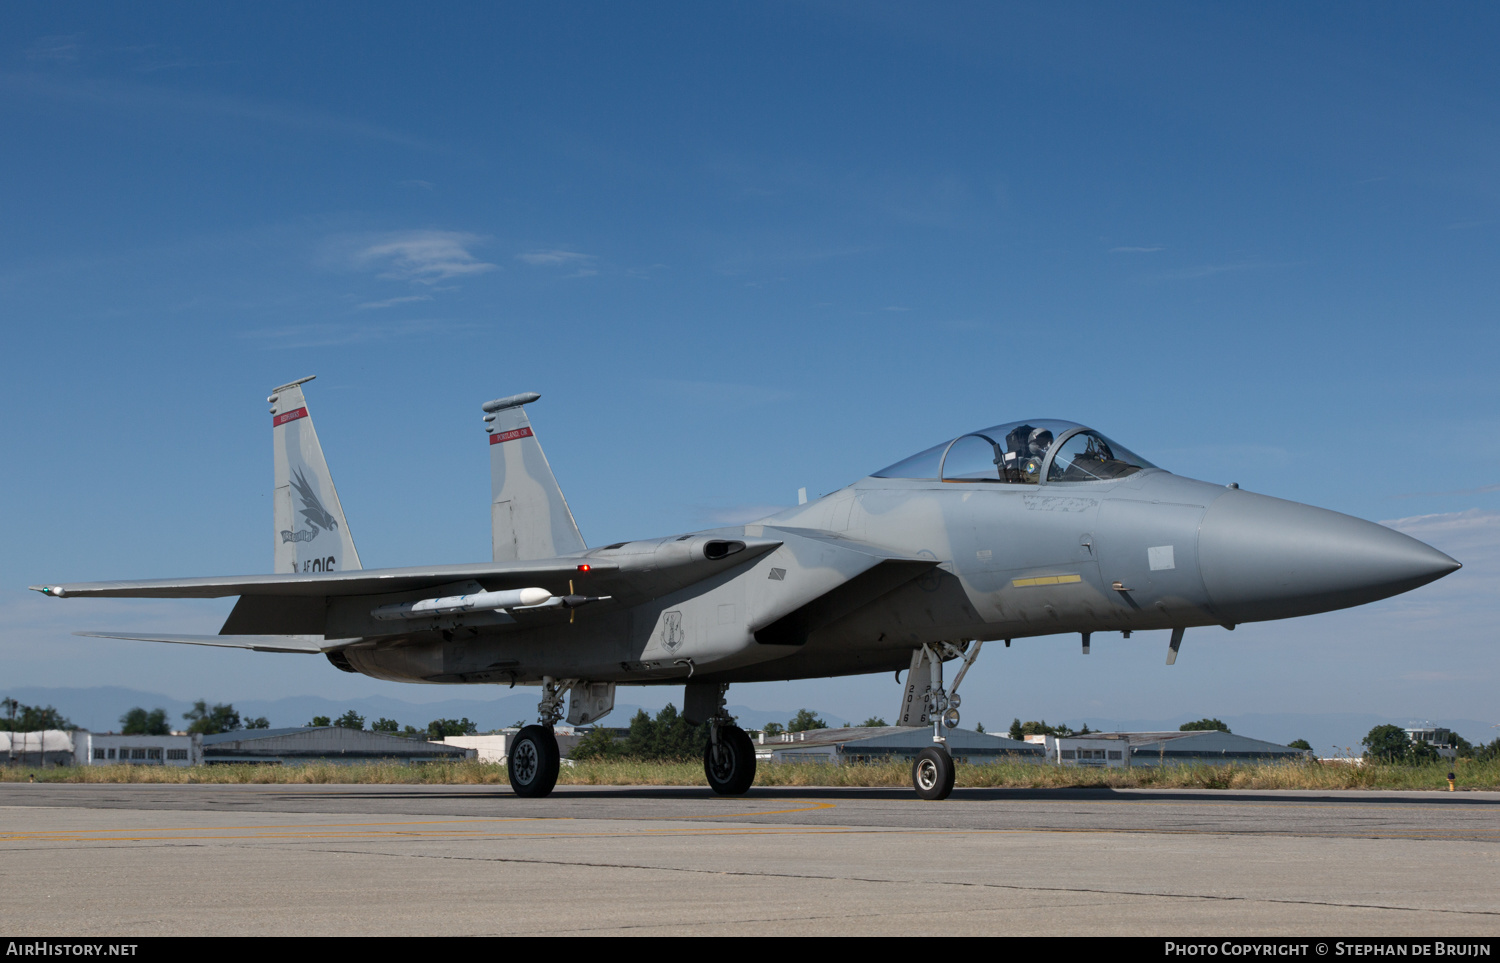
top-left (8, 824), bottom-right (1497, 845)
top-left (0, 800), bottom-right (840, 843)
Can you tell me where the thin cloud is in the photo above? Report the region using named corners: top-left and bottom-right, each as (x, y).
top-left (350, 231), bottom-right (497, 284)
top-left (714, 244), bottom-right (875, 275)
top-left (1, 72), bottom-right (437, 151)
top-left (1393, 482), bottom-right (1500, 499)
top-left (1153, 261), bottom-right (1266, 281)
top-left (238, 318), bottom-right (478, 349)
top-left (648, 379), bottom-right (794, 410)
top-left (356, 294), bottom-right (433, 310)
top-left (27, 36), bottom-right (81, 65)
top-left (517, 250), bottom-right (598, 276)
top-left (1382, 507), bottom-right (1500, 536)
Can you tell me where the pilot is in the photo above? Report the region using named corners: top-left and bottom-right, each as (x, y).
top-left (1022, 428), bottom-right (1053, 480)
top-left (999, 424), bottom-right (1052, 482)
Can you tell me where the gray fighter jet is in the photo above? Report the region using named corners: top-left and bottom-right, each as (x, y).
top-left (32, 378), bottom-right (1460, 799)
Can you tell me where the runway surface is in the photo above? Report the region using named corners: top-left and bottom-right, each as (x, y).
top-left (3, 783), bottom-right (1498, 936)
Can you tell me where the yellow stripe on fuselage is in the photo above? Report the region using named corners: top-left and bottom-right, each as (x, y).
top-left (1011, 574), bottom-right (1083, 588)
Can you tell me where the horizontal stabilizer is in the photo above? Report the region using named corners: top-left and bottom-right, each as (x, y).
top-left (74, 631), bottom-right (351, 654)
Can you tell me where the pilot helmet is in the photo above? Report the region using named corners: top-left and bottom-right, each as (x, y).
top-left (1027, 428), bottom-right (1054, 456)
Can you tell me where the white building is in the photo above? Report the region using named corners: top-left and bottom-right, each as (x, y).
top-left (1404, 726), bottom-right (1459, 760)
top-left (2, 730), bottom-right (204, 767)
top-left (444, 727), bottom-right (587, 762)
top-left (75, 731), bottom-right (203, 766)
top-left (1025, 732), bottom-right (1134, 767)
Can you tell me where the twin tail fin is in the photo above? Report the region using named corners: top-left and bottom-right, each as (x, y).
top-left (269, 376), bottom-right (362, 574)
top-left (483, 392), bottom-right (586, 561)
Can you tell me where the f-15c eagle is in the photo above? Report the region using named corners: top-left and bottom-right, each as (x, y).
top-left (33, 377), bottom-right (1460, 799)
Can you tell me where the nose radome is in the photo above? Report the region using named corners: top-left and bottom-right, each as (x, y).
top-left (1198, 490), bottom-right (1461, 624)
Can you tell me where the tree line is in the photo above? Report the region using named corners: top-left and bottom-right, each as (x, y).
top-left (1361, 724), bottom-right (1500, 764)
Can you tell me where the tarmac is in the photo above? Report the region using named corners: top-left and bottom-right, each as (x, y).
top-left (3, 783), bottom-right (1498, 936)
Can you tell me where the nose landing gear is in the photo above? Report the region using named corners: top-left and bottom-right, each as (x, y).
top-left (899, 640), bottom-right (985, 800)
top-left (912, 746), bottom-right (956, 800)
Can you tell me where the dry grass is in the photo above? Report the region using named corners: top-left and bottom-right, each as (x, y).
top-left (5, 756), bottom-right (1497, 790)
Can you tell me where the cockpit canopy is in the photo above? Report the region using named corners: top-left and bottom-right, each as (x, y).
top-left (872, 419), bottom-right (1158, 484)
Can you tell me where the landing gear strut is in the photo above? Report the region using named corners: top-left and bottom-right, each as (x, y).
top-left (903, 640), bottom-right (985, 801)
top-left (698, 683), bottom-right (756, 795)
top-left (508, 676), bottom-right (568, 798)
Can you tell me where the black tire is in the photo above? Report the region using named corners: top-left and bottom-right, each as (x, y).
top-left (508, 724), bottom-right (560, 798)
top-left (912, 745), bottom-right (955, 800)
top-left (703, 725), bottom-right (757, 795)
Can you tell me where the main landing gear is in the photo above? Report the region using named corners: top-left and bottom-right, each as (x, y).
top-left (705, 724), bottom-right (756, 795)
top-left (508, 677), bottom-right (565, 798)
top-left (696, 682), bottom-right (756, 795)
top-left (508, 724), bottom-right (560, 797)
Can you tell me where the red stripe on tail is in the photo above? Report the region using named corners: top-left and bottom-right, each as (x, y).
top-left (489, 427), bottom-right (534, 445)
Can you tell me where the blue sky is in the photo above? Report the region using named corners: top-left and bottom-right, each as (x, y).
top-left (3, 4), bottom-right (1496, 747)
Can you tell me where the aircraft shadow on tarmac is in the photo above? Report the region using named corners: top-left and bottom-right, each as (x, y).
top-left (272, 785), bottom-right (1500, 807)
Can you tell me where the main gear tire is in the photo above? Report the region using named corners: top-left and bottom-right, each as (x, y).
top-left (912, 745), bottom-right (956, 800)
top-left (703, 725), bottom-right (757, 796)
top-left (508, 724), bottom-right (560, 798)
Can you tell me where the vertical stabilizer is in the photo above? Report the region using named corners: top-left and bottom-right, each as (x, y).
top-left (483, 392), bottom-right (586, 561)
top-left (269, 377), bottom-right (362, 574)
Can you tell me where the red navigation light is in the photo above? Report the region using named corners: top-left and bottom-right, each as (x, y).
top-left (576, 564), bottom-right (591, 573)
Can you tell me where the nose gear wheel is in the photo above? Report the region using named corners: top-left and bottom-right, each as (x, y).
top-left (912, 745), bottom-right (955, 800)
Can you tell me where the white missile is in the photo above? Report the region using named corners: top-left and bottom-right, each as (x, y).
top-left (371, 586), bottom-right (552, 621)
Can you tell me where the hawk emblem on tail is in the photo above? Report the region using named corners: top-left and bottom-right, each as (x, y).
top-left (280, 468), bottom-right (339, 543)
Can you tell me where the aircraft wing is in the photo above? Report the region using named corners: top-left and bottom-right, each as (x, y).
top-left (30, 559), bottom-right (619, 600)
top-left (73, 632), bottom-right (349, 654)
top-left (35, 535), bottom-right (785, 638)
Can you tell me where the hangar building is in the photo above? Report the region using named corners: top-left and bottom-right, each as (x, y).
top-left (201, 726), bottom-right (474, 765)
top-left (757, 726), bottom-right (1045, 765)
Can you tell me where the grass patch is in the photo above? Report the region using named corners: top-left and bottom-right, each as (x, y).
top-left (4, 757), bottom-right (1498, 790)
